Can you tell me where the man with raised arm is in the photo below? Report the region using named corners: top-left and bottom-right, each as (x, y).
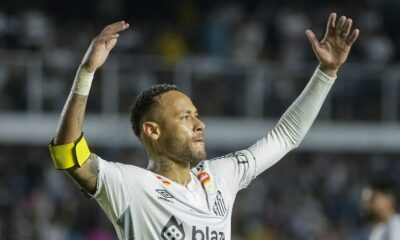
top-left (50, 13), bottom-right (359, 239)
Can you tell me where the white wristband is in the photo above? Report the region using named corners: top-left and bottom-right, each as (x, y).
top-left (72, 68), bottom-right (94, 96)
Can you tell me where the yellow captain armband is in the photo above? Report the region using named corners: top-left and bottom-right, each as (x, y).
top-left (49, 133), bottom-right (91, 170)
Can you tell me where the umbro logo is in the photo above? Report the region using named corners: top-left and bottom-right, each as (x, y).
top-left (156, 189), bottom-right (174, 203)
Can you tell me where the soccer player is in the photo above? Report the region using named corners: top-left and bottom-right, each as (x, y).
top-left (363, 179), bottom-right (400, 240)
top-left (49, 13), bottom-right (359, 239)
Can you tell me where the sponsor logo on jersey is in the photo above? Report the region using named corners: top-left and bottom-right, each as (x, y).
top-left (212, 191), bottom-right (227, 217)
top-left (156, 176), bottom-right (171, 186)
top-left (156, 189), bottom-right (174, 203)
top-left (161, 216), bottom-right (225, 240)
top-left (161, 216), bottom-right (185, 240)
top-left (197, 171), bottom-right (211, 186)
top-left (192, 226), bottom-right (225, 240)
top-left (197, 171), bottom-right (217, 192)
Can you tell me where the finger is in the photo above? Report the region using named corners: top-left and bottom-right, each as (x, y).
top-left (306, 30), bottom-right (321, 52)
top-left (341, 18), bottom-right (353, 37)
top-left (105, 22), bottom-right (129, 34)
top-left (326, 12), bottom-right (337, 32)
top-left (102, 21), bottom-right (129, 35)
top-left (324, 13), bottom-right (337, 39)
top-left (346, 29), bottom-right (360, 45)
top-left (97, 34), bottom-right (120, 44)
top-left (335, 16), bottom-right (346, 35)
top-left (105, 38), bottom-right (118, 50)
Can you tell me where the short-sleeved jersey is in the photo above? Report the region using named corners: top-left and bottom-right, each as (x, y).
top-left (93, 150), bottom-right (256, 240)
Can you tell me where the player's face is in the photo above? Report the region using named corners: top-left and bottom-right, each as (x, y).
top-left (362, 188), bottom-right (394, 221)
top-left (156, 90), bottom-right (206, 163)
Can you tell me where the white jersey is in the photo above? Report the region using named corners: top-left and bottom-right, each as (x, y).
top-left (369, 215), bottom-right (400, 240)
top-left (93, 150), bottom-right (256, 240)
top-left (91, 68), bottom-right (335, 240)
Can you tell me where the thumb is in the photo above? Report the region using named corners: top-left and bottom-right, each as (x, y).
top-left (305, 30), bottom-right (321, 52)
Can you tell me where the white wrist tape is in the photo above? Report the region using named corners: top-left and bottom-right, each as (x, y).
top-left (72, 68), bottom-right (94, 96)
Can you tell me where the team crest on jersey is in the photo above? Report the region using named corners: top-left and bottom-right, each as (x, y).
top-left (212, 191), bottom-right (227, 217)
top-left (156, 176), bottom-right (171, 186)
top-left (161, 216), bottom-right (185, 240)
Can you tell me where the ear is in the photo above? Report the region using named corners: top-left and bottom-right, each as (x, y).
top-left (142, 121), bottom-right (160, 140)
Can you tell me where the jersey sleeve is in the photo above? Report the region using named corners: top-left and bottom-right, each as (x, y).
top-left (91, 155), bottom-right (137, 223)
top-left (248, 67), bottom-right (335, 176)
top-left (206, 149), bottom-right (257, 194)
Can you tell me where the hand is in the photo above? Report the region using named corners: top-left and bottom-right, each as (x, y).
top-left (306, 13), bottom-right (360, 77)
top-left (80, 21), bottom-right (130, 73)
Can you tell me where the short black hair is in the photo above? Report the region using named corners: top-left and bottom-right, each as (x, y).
top-left (130, 83), bottom-right (179, 138)
top-left (369, 178), bottom-right (399, 203)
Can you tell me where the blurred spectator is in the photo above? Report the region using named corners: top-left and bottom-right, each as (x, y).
top-left (362, 178), bottom-right (400, 240)
top-left (232, 17), bottom-right (265, 65)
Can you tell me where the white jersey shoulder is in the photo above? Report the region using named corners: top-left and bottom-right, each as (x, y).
top-left (91, 150), bottom-right (256, 240)
top-left (370, 214), bottom-right (400, 240)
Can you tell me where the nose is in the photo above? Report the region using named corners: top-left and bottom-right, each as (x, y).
top-left (194, 117), bottom-right (205, 132)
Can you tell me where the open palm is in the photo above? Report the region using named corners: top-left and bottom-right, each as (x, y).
top-left (81, 21), bottom-right (130, 73)
top-left (306, 13), bottom-right (359, 76)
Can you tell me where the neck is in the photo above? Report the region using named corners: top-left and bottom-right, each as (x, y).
top-left (147, 155), bottom-right (192, 186)
top-left (380, 209), bottom-right (396, 222)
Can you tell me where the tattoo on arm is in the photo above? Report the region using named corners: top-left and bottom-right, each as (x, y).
top-left (66, 153), bottom-right (99, 195)
top-left (76, 99), bottom-right (86, 129)
top-left (89, 154), bottom-right (99, 174)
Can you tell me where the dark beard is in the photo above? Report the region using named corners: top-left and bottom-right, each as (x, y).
top-left (166, 135), bottom-right (206, 163)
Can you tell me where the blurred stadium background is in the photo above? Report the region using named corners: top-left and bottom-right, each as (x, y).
top-left (1, 0), bottom-right (400, 239)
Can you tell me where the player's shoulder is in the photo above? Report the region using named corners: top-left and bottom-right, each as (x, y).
top-left (95, 154), bottom-right (149, 177)
top-left (387, 214), bottom-right (400, 236)
top-left (193, 149), bottom-right (255, 172)
top-left (208, 149), bottom-right (255, 164)
top-left (390, 214), bottom-right (400, 226)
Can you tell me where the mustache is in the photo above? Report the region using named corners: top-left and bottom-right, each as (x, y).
top-left (192, 134), bottom-right (205, 142)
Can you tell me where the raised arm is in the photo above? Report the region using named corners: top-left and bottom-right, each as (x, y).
top-left (249, 13), bottom-right (359, 175)
top-left (52, 21), bottom-right (129, 194)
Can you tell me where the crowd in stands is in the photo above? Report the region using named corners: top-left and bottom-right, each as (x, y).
top-left (1, 0), bottom-right (399, 63)
top-left (0, 0), bottom-right (400, 120)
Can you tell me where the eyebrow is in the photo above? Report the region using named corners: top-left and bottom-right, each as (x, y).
top-left (180, 110), bottom-right (198, 115)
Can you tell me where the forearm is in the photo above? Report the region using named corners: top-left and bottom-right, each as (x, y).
top-left (50, 67), bottom-right (98, 193)
top-left (49, 21), bottom-right (128, 195)
top-left (54, 68), bottom-right (93, 144)
top-left (275, 66), bottom-right (336, 147)
top-left (54, 93), bottom-right (88, 144)
top-left (249, 67), bottom-right (336, 175)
